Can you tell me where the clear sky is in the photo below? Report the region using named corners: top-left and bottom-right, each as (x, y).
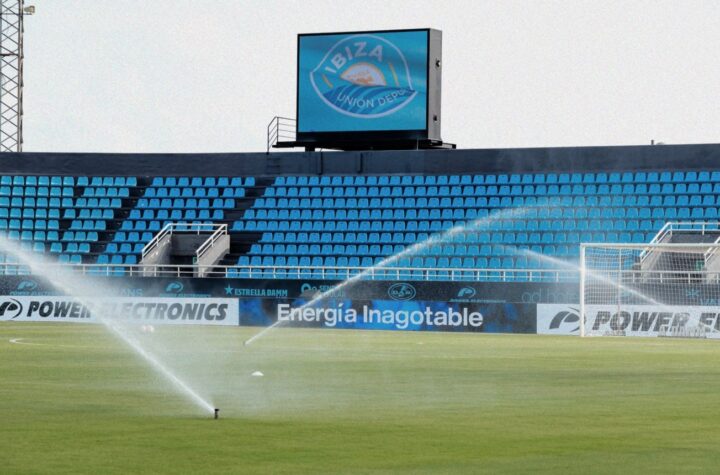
top-left (22, 0), bottom-right (720, 153)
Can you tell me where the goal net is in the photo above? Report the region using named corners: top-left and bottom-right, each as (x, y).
top-left (580, 243), bottom-right (720, 338)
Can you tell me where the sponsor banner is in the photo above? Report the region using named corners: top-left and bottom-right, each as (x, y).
top-left (584, 305), bottom-right (720, 338)
top-left (538, 304), bottom-right (720, 338)
top-left (266, 299), bottom-right (537, 333)
top-left (277, 301), bottom-right (482, 331)
top-left (537, 304), bottom-right (581, 335)
top-left (0, 296), bottom-right (239, 326)
top-left (0, 276), bottom-right (580, 304)
top-left (0, 276), bottom-right (580, 333)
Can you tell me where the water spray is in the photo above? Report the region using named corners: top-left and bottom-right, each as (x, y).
top-left (0, 238), bottom-right (216, 416)
top-left (243, 206), bottom-right (532, 346)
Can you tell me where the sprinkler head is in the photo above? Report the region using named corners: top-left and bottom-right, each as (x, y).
top-left (214, 408), bottom-right (219, 419)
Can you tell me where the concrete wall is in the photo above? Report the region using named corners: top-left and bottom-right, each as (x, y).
top-left (1, 143), bottom-right (719, 177)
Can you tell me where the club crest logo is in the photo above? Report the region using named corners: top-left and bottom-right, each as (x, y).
top-left (310, 34), bottom-right (417, 118)
top-left (388, 283), bottom-right (416, 301)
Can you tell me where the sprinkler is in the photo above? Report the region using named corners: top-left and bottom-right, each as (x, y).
top-left (214, 408), bottom-right (219, 419)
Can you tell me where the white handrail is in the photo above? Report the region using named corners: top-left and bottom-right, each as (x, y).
top-left (141, 222), bottom-right (172, 259)
top-left (196, 224), bottom-right (228, 262)
top-left (141, 222), bottom-right (222, 260)
top-left (0, 262), bottom-right (579, 282)
top-left (703, 235), bottom-right (720, 264)
top-left (639, 221), bottom-right (720, 262)
top-left (3, 262), bottom-right (717, 283)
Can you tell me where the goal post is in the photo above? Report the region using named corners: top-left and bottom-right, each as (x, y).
top-left (579, 243), bottom-right (720, 338)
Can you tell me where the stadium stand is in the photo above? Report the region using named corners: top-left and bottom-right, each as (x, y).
top-left (1, 168), bottom-right (720, 279)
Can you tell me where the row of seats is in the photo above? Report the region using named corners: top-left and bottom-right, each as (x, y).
top-left (234, 217), bottom-right (670, 234)
top-left (4, 230), bottom-right (61, 241)
top-left (113, 231), bottom-right (155, 243)
top-left (112, 227), bottom-right (223, 244)
top-left (136, 198), bottom-right (235, 209)
top-left (149, 176), bottom-right (255, 187)
top-left (143, 187), bottom-right (245, 198)
top-left (247, 231), bottom-right (654, 248)
top-left (0, 197), bottom-right (122, 209)
top-left (68, 220), bottom-right (107, 231)
top-left (0, 252), bottom-right (89, 265)
top-left (234, 220), bottom-right (466, 232)
top-left (0, 219), bottom-right (107, 231)
top-left (58, 254), bottom-right (87, 264)
top-left (61, 209), bottom-right (115, 220)
top-left (266, 182), bottom-right (720, 198)
top-left (97, 254), bottom-right (138, 265)
top-left (0, 186), bottom-right (74, 197)
top-left (274, 171), bottom-right (720, 187)
top-left (0, 176), bottom-right (136, 186)
top-left (237, 251), bottom-right (572, 269)
top-left (128, 209), bottom-right (224, 221)
top-left (243, 206), bottom-right (720, 222)
top-left (1, 230), bottom-right (99, 242)
top-left (49, 242), bottom-right (91, 253)
top-left (249, 232), bottom-right (652, 256)
top-left (253, 195), bottom-right (720, 211)
top-left (81, 187), bottom-right (130, 198)
top-left (254, 222), bottom-right (660, 244)
top-left (120, 217), bottom-right (223, 232)
top-left (106, 242), bottom-right (145, 254)
top-left (0, 219), bottom-right (60, 230)
top-left (0, 207), bottom-right (115, 220)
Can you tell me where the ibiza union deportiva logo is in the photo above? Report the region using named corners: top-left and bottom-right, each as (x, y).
top-left (311, 34), bottom-right (417, 118)
top-left (0, 298), bottom-right (23, 319)
top-left (388, 283), bottom-right (416, 301)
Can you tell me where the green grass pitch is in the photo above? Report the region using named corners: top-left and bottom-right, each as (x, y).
top-left (2, 322), bottom-right (720, 474)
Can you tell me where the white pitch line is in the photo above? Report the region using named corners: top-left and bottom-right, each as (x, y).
top-left (9, 338), bottom-right (39, 346)
top-left (8, 338), bottom-right (105, 350)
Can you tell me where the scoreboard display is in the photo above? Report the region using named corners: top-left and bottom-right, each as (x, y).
top-left (296, 29), bottom-right (443, 146)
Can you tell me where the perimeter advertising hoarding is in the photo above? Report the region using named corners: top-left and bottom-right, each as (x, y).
top-left (537, 304), bottom-right (720, 338)
top-left (0, 276), bottom-right (582, 333)
top-left (0, 296), bottom-right (239, 326)
top-left (297, 29), bottom-right (442, 143)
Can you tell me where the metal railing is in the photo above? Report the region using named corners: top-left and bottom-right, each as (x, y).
top-left (0, 262), bottom-right (579, 282)
top-left (640, 221), bottom-right (720, 262)
top-left (703, 234), bottom-right (720, 265)
top-left (195, 223), bottom-right (228, 262)
top-left (266, 116), bottom-right (296, 153)
top-left (13, 262), bottom-right (719, 283)
top-left (141, 222), bottom-right (220, 261)
top-left (588, 268), bottom-right (720, 284)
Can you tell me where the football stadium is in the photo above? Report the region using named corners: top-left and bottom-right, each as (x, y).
top-left (2, 3), bottom-right (720, 474)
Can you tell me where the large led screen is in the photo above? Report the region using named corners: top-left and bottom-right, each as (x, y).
top-left (297, 30), bottom-right (429, 133)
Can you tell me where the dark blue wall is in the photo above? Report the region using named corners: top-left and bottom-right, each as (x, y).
top-left (1, 143), bottom-right (719, 176)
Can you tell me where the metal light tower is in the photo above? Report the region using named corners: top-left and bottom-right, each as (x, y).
top-left (0, 0), bottom-right (33, 152)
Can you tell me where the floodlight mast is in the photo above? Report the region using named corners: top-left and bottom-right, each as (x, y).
top-left (0, 0), bottom-right (34, 152)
